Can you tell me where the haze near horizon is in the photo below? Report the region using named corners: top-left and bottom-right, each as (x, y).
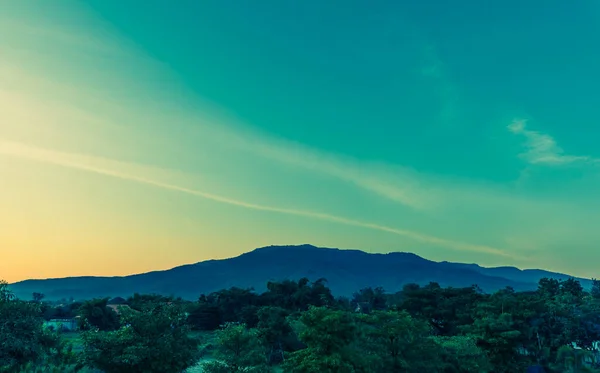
top-left (2, 0), bottom-right (599, 283)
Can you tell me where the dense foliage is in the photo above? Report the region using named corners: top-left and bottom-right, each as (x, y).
top-left (3, 276), bottom-right (600, 372)
top-left (77, 298), bottom-right (120, 331)
top-left (186, 277), bottom-right (600, 372)
top-left (202, 322), bottom-right (269, 373)
top-left (0, 281), bottom-right (77, 373)
top-left (79, 303), bottom-right (200, 373)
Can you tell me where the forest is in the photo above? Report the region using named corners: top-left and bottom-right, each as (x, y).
top-left (2, 276), bottom-right (600, 372)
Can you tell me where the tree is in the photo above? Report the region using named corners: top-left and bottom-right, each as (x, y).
top-left (528, 278), bottom-right (590, 367)
top-left (261, 278), bottom-right (334, 312)
top-left (467, 311), bottom-right (528, 372)
top-left (77, 298), bottom-right (119, 331)
top-left (434, 335), bottom-right (492, 373)
top-left (591, 279), bottom-right (600, 300)
top-left (538, 278), bottom-right (561, 299)
top-left (352, 287), bottom-right (387, 312)
top-left (127, 293), bottom-right (174, 312)
top-left (561, 278), bottom-right (585, 301)
top-left (32, 292), bottom-right (45, 303)
top-left (79, 304), bottom-right (200, 373)
top-left (399, 282), bottom-right (482, 336)
top-left (0, 280), bottom-right (78, 372)
top-left (188, 299), bottom-right (222, 331)
top-left (358, 310), bottom-right (442, 373)
top-left (256, 306), bottom-right (299, 364)
top-left (282, 306), bottom-right (365, 373)
top-left (202, 322), bottom-right (269, 373)
top-left (551, 345), bottom-right (600, 373)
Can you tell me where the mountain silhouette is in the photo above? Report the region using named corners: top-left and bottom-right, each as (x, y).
top-left (8, 245), bottom-right (591, 300)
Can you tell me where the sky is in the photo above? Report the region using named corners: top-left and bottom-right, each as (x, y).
top-left (1, 0), bottom-right (600, 283)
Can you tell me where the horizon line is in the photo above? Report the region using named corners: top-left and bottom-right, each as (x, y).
top-left (9, 244), bottom-right (586, 284)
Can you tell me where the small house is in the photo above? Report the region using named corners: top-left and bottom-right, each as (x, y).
top-left (107, 304), bottom-right (134, 315)
top-left (44, 317), bottom-right (78, 332)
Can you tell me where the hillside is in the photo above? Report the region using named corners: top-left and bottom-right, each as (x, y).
top-left (8, 245), bottom-right (591, 300)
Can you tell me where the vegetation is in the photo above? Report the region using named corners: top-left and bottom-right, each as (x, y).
top-left (202, 322), bottom-right (268, 373)
top-left (0, 281), bottom-right (78, 373)
top-left (3, 276), bottom-right (600, 372)
top-left (77, 298), bottom-right (119, 331)
top-left (79, 303), bottom-right (200, 373)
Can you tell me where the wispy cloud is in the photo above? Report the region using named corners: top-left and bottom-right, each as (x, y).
top-left (0, 54), bottom-right (433, 215)
top-left (5, 5), bottom-right (599, 272)
top-left (0, 27), bottom-right (565, 266)
top-left (235, 133), bottom-right (435, 211)
top-left (0, 6), bottom-right (455, 214)
top-left (508, 119), bottom-right (596, 165)
top-left (0, 139), bottom-right (515, 259)
top-left (0, 17), bottom-right (127, 56)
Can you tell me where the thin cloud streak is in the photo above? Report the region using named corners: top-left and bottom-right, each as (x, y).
top-left (248, 138), bottom-right (432, 210)
top-left (508, 119), bottom-right (595, 165)
top-left (181, 108), bottom-right (436, 211)
top-left (0, 140), bottom-right (516, 260)
top-left (0, 57), bottom-right (432, 213)
top-left (0, 18), bottom-right (125, 56)
top-left (1, 9), bottom-right (435, 213)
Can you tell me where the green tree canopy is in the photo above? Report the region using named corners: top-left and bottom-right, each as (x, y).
top-left (202, 322), bottom-right (269, 373)
top-left (77, 297), bottom-right (119, 331)
top-left (0, 280), bottom-right (77, 373)
top-left (79, 303), bottom-right (200, 373)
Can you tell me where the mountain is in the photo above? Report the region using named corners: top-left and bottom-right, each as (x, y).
top-left (438, 261), bottom-right (589, 285)
top-left (8, 245), bottom-right (591, 301)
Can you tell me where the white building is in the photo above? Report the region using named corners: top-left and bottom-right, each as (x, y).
top-left (44, 317), bottom-right (78, 332)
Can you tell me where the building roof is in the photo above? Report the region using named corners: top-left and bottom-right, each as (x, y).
top-left (108, 297), bottom-right (128, 305)
top-left (107, 304), bottom-right (136, 315)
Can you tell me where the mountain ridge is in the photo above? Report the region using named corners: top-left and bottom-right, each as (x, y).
top-left (8, 245), bottom-right (591, 301)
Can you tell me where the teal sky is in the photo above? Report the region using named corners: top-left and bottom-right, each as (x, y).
top-left (1, 0), bottom-right (599, 282)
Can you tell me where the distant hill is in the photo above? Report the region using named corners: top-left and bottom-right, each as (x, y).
top-left (8, 245), bottom-right (592, 301)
